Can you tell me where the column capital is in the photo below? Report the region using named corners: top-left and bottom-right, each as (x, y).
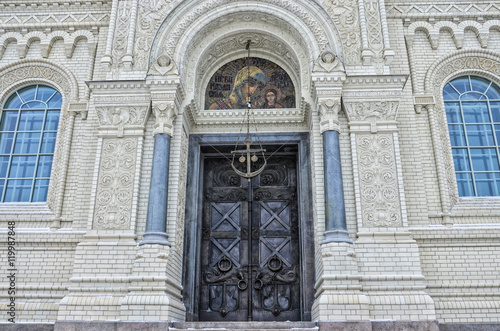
top-left (318, 98), bottom-right (341, 133)
top-left (151, 101), bottom-right (178, 136)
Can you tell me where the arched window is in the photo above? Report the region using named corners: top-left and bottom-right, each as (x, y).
top-left (444, 75), bottom-right (500, 196)
top-left (0, 85), bottom-right (62, 202)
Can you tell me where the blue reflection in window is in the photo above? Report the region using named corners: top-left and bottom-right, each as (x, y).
top-left (444, 76), bottom-right (500, 196)
top-left (0, 85), bottom-right (61, 202)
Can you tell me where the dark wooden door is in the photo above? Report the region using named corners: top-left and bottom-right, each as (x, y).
top-left (200, 155), bottom-right (300, 321)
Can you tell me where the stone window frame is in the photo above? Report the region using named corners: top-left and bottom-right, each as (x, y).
top-left (425, 50), bottom-right (500, 217)
top-left (0, 59), bottom-right (81, 223)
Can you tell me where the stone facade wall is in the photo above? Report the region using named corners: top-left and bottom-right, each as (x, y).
top-left (0, 0), bottom-right (499, 326)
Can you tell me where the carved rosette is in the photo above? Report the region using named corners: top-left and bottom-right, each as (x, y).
top-left (152, 101), bottom-right (178, 136)
top-left (318, 99), bottom-right (341, 133)
top-left (94, 138), bottom-right (137, 230)
top-left (357, 134), bottom-right (401, 227)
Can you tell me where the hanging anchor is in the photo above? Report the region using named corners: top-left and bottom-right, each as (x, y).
top-left (231, 135), bottom-right (267, 181)
top-left (231, 39), bottom-right (267, 181)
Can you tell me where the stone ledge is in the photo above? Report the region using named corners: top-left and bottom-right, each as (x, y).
top-left (2, 321), bottom-right (500, 331)
top-left (54, 321), bottom-right (170, 331)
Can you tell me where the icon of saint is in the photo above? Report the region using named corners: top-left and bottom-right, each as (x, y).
top-left (209, 66), bottom-right (266, 110)
top-left (262, 88), bottom-right (283, 109)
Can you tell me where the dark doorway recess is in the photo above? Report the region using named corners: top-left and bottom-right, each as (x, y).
top-left (183, 133), bottom-right (314, 322)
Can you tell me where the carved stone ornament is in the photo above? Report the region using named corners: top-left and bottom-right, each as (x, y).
top-left (356, 134), bottom-right (402, 227)
top-left (313, 51), bottom-right (342, 73)
top-left (318, 99), bottom-right (341, 133)
top-left (96, 106), bottom-right (149, 137)
top-left (343, 100), bottom-right (400, 122)
top-left (321, 0), bottom-right (362, 65)
top-left (152, 102), bottom-right (178, 136)
top-left (0, 59), bottom-right (79, 101)
top-left (148, 54), bottom-right (178, 76)
top-left (94, 138), bottom-right (138, 230)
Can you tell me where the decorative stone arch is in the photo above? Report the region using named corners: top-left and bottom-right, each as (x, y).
top-left (424, 49), bottom-right (500, 214)
top-left (0, 59), bottom-right (83, 227)
top-left (147, 0), bottom-right (345, 110)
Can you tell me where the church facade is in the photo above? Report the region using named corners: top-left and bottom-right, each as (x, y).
top-left (1, 0), bottom-right (500, 329)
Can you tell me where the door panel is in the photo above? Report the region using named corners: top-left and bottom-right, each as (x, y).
top-left (200, 155), bottom-right (300, 321)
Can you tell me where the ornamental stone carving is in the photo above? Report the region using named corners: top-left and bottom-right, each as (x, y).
top-left (0, 59), bottom-right (79, 101)
top-left (357, 134), bottom-right (402, 227)
top-left (321, 0), bottom-right (362, 65)
top-left (152, 102), bottom-right (178, 136)
top-left (313, 51), bottom-right (343, 73)
top-left (148, 54), bottom-right (178, 76)
top-left (318, 99), bottom-right (341, 133)
top-left (343, 101), bottom-right (399, 122)
top-left (94, 138), bottom-right (138, 230)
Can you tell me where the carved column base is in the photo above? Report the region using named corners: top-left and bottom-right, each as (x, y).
top-left (356, 231), bottom-right (437, 320)
top-left (321, 229), bottom-right (353, 244)
top-left (139, 231), bottom-right (170, 246)
top-left (120, 244), bottom-right (185, 322)
top-left (312, 242), bottom-right (370, 321)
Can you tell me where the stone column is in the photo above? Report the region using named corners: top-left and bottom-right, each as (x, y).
top-left (139, 102), bottom-right (177, 246)
top-left (311, 56), bottom-right (369, 323)
top-left (319, 99), bottom-right (352, 244)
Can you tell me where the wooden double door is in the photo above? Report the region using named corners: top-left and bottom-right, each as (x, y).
top-left (199, 154), bottom-right (301, 321)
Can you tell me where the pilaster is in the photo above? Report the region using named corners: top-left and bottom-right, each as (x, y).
top-left (343, 75), bottom-right (437, 321)
top-left (57, 81), bottom-right (150, 321)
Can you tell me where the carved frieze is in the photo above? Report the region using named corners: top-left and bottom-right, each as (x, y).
top-left (95, 106), bottom-right (149, 137)
top-left (94, 138), bottom-right (138, 230)
top-left (356, 134), bottom-right (402, 227)
top-left (344, 101), bottom-right (399, 122)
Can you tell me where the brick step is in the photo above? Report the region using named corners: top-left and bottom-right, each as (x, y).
top-left (170, 321), bottom-right (318, 331)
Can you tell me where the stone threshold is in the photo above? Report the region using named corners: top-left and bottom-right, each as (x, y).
top-left (0, 321), bottom-right (499, 331)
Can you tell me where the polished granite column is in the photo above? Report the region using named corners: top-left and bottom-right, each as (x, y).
top-left (322, 129), bottom-right (352, 244)
top-left (139, 133), bottom-right (171, 246)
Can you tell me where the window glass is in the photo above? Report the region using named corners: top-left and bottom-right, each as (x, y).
top-left (0, 85), bottom-right (61, 202)
top-left (444, 76), bottom-right (500, 196)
